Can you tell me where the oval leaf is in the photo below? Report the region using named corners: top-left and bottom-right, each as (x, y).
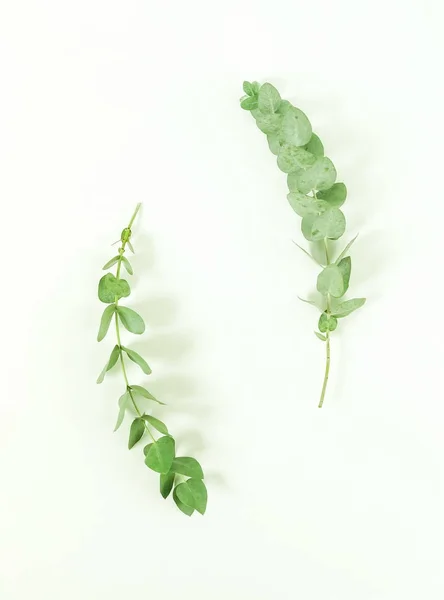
top-left (173, 487), bottom-right (194, 516)
top-left (337, 256), bottom-right (351, 294)
top-left (143, 415), bottom-right (169, 435)
top-left (317, 182), bottom-right (347, 208)
top-left (186, 479), bottom-right (208, 515)
top-left (114, 391), bottom-right (130, 432)
top-left (277, 145), bottom-right (316, 173)
top-left (316, 265), bottom-right (345, 298)
top-left (257, 82), bottom-right (281, 113)
top-left (281, 106), bottom-right (312, 147)
top-left (102, 256), bottom-right (120, 270)
top-left (287, 192), bottom-right (328, 217)
top-left (305, 133), bottom-right (324, 157)
top-left (117, 306), bottom-right (145, 334)
top-left (240, 96), bottom-right (258, 111)
top-left (121, 256), bottom-right (133, 275)
top-left (255, 112), bottom-right (282, 134)
top-left (96, 344), bottom-right (120, 383)
top-left (171, 457), bottom-right (204, 479)
top-left (315, 331), bottom-right (327, 341)
top-left (332, 297), bottom-right (366, 318)
top-left (144, 436), bottom-right (175, 474)
top-left (160, 471), bottom-right (175, 499)
top-left (98, 273), bottom-right (131, 304)
top-left (122, 346), bottom-right (151, 374)
top-left (97, 305), bottom-right (116, 342)
top-left (131, 385), bottom-right (165, 405)
top-left (293, 157), bottom-right (337, 194)
top-left (128, 417), bottom-right (145, 449)
top-left (267, 133), bottom-right (284, 155)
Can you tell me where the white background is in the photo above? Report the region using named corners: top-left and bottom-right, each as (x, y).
top-left (1, 1), bottom-right (444, 598)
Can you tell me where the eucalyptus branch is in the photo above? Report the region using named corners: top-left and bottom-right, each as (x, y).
top-left (96, 205), bottom-right (207, 515)
top-left (240, 81), bottom-right (366, 407)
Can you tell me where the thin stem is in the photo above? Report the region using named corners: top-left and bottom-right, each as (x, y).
top-left (318, 236), bottom-right (332, 408)
top-left (113, 204), bottom-right (156, 442)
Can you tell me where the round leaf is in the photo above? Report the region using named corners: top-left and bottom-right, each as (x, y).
top-left (293, 157), bottom-right (337, 193)
top-left (277, 145), bottom-right (316, 173)
top-left (305, 133), bottom-right (324, 157)
top-left (98, 273), bottom-right (131, 304)
top-left (287, 192), bottom-right (328, 217)
top-left (257, 83), bottom-right (281, 113)
top-left (318, 312), bottom-right (338, 333)
top-left (316, 265), bottom-right (345, 298)
top-left (144, 436), bottom-right (175, 474)
top-left (117, 306), bottom-right (145, 334)
top-left (171, 457), bottom-right (204, 479)
top-left (97, 305), bottom-right (116, 342)
top-left (255, 112), bottom-right (282, 134)
top-left (267, 133), bottom-right (284, 155)
top-left (317, 182), bottom-right (347, 208)
top-left (281, 106), bottom-right (312, 147)
top-left (240, 96), bottom-right (258, 111)
top-left (287, 169), bottom-right (305, 192)
top-left (122, 346), bottom-right (151, 374)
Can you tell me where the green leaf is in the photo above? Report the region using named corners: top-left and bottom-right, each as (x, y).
top-left (240, 96), bottom-right (258, 111)
top-left (277, 145), bottom-right (316, 173)
top-left (287, 192), bottom-right (328, 217)
top-left (281, 106), bottom-right (312, 147)
top-left (127, 240), bottom-right (135, 253)
top-left (128, 417), bottom-right (145, 449)
top-left (97, 305), bottom-right (116, 342)
top-left (255, 112), bottom-right (282, 134)
top-left (305, 133), bottom-right (324, 157)
top-left (102, 256), bottom-right (120, 270)
top-left (171, 457), bottom-right (204, 479)
top-left (160, 471), bottom-right (175, 499)
top-left (117, 306), bottom-right (145, 334)
top-left (315, 331), bottom-right (327, 341)
top-left (98, 273), bottom-right (131, 304)
top-left (317, 182), bottom-right (347, 208)
top-left (143, 443), bottom-right (152, 457)
top-left (332, 298), bottom-right (366, 318)
top-left (243, 81), bottom-right (254, 96)
top-left (318, 312), bottom-right (338, 333)
top-left (186, 479), bottom-right (208, 515)
top-left (121, 346), bottom-right (152, 375)
top-left (175, 481), bottom-right (195, 508)
top-left (316, 265), bottom-right (345, 298)
top-left (257, 83), bottom-right (281, 113)
top-left (337, 256), bottom-right (351, 294)
top-left (287, 169), bottom-right (305, 191)
top-left (114, 391), bottom-right (130, 431)
top-left (121, 256), bottom-right (133, 275)
top-left (335, 233), bottom-right (358, 263)
top-left (131, 385), bottom-right (165, 405)
top-left (267, 133), bottom-right (284, 155)
top-left (96, 344), bottom-right (120, 383)
top-left (144, 436), bottom-right (175, 474)
top-left (301, 209), bottom-right (346, 241)
top-left (143, 415), bottom-right (169, 435)
top-left (173, 487), bottom-right (194, 516)
top-left (292, 157), bottom-right (337, 194)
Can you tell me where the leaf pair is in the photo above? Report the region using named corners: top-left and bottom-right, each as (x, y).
top-left (144, 436), bottom-right (175, 474)
top-left (127, 415), bottom-right (169, 449)
top-left (174, 479), bottom-right (208, 516)
top-left (159, 457), bottom-right (204, 502)
top-left (97, 305), bottom-right (145, 341)
top-left (102, 255), bottom-right (133, 275)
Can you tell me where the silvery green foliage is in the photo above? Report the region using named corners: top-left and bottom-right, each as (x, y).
top-left (96, 205), bottom-right (207, 514)
top-left (240, 82), bottom-right (366, 407)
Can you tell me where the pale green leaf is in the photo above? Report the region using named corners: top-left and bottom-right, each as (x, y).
top-left (117, 306), bottom-right (145, 334)
top-left (287, 169), bottom-right (305, 191)
top-left (257, 82), bottom-right (281, 113)
top-left (114, 392), bottom-right (130, 432)
top-left (173, 487), bottom-right (194, 516)
top-left (98, 273), bottom-right (130, 304)
top-left (337, 256), bottom-right (351, 294)
top-left (175, 481), bottom-right (195, 509)
top-left (171, 457), bottom-right (204, 479)
top-left (143, 443), bottom-right (152, 457)
top-left (287, 192), bottom-right (328, 217)
top-left (144, 436), bottom-right (175, 474)
top-left (243, 81), bottom-right (254, 96)
top-left (97, 305), bottom-right (116, 342)
top-left (102, 256), bottom-right (120, 270)
top-left (301, 209), bottom-right (346, 241)
top-left (281, 106), bottom-right (312, 147)
top-left (335, 234), bottom-right (358, 263)
top-left (131, 385), bottom-right (165, 405)
top-left (255, 112), bottom-right (282, 134)
top-left (305, 133), bottom-right (324, 157)
top-left (277, 145), bottom-right (316, 173)
top-left (160, 471), bottom-right (175, 499)
top-left (122, 346), bottom-right (151, 374)
top-left (240, 96), bottom-right (258, 111)
top-left (121, 256), bottom-right (133, 275)
top-left (96, 344), bottom-right (120, 383)
top-left (143, 415), bottom-right (169, 435)
top-left (128, 417), bottom-right (145, 449)
top-left (267, 133), bottom-right (284, 155)
top-left (332, 298), bottom-right (366, 318)
top-left (316, 265), bottom-right (345, 298)
top-left (317, 182), bottom-right (347, 208)
top-left (127, 240), bottom-right (135, 253)
top-left (318, 312), bottom-right (338, 333)
top-left (315, 331), bottom-right (327, 341)
top-left (293, 157), bottom-right (337, 194)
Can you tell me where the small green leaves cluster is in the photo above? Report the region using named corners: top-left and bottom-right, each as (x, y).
top-left (240, 81), bottom-right (366, 405)
top-left (97, 204), bottom-right (207, 515)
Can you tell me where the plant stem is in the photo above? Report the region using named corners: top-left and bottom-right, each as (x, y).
top-left (113, 204), bottom-right (156, 442)
top-left (319, 237), bottom-right (331, 408)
